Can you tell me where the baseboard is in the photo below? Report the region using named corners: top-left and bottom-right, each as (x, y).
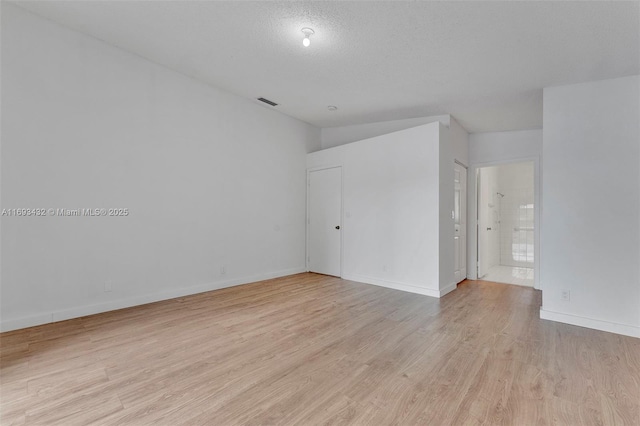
top-left (0, 313), bottom-right (54, 333)
top-left (342, 274), bottom-right (442, 298)
top-left (439, 281), bottom-right (457, 297)
top-left (0, 267), bottom-right (306, 333)
top-left (540, 308), bottom-right (640, 339)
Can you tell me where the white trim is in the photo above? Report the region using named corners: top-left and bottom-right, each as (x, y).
top-left (453, 161), bottom-right (468, 283)
top-left (439, 281), bottom-right (458, 297)
top-left (0, 267), bottom-right (306, 332)
top-left (540, 308), bottom-right (640, 339)
top-left (343, 273), bottom-right (445, 298)
top-left (1, 313), bottom-right (54, 333)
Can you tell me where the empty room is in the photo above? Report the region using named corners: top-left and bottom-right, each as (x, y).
top-left (1, 1), bottom-right (639, 425)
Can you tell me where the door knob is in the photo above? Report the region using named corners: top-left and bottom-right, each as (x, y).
top-left (335, 226), bottom-right (340, 230)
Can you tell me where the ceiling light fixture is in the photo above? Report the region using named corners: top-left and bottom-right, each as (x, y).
top-left (327, 106), bottom-right (338, 111)
top-left (301, 28), bottom-right (314, 47)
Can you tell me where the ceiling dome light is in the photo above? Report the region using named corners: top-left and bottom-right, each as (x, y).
top-left (327, 106), bottom-right (338, 111)
top-left (301, 27), bottom-right (314, 47)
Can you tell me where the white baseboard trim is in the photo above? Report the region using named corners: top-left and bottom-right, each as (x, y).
top-left (0, 267), bottom-right (306, 333)
top-left (540, 308), bottom-right (640, 339)
top-left (439, 281), bottom-right (457, 297)
top-left (342, 274), bottom-right (443, 298)
top-left (1, 313), bottom-right (54, 333)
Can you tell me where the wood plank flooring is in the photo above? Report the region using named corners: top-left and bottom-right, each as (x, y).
top-left (1, 273), bottom-right (639, 425)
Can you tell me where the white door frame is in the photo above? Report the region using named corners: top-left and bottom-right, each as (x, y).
top-left (454, 160), bottom-right (468, 283)
top-left (306, 165), bottom-right (344, 277)
top-left (467, 156), bottom-right (541, 290)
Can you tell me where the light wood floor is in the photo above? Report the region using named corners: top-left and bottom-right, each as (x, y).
top-left (1, 273), bottom-right (639, 425)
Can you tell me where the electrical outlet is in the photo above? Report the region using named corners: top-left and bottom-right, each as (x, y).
top-left (560, 289), bottom-right (570, 301)
top-left (104, 281), bottom-right (113, 292)
top-left (220, 264), bottom-right (226, 276)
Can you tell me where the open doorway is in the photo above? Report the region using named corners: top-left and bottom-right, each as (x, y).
top-left (476, 161), bottom-right (535, 287)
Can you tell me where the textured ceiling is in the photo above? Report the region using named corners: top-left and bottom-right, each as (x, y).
top-left (9, 1), bottom-right (640, 133)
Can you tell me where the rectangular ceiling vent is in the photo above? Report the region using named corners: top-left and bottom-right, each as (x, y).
top-left (257, 97), bottom-right (278, 107)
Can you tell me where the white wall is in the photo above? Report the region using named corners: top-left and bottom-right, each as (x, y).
top-left (319, 115), bottom-right (450, 150)
top-left (449, 117), bottom-right (470, 167)
top-left (319, 115), bottom-right (470, 168)
top-left (307, 122), bottom-right (453, 297)
top-left (541, 75), bottom-right (640, 338)
top-left (439, 125), bottom-right (456, 294)
top-left (470, 129), bottom-right (542, 164)
top-left (0, 5), bottom-right (320, 331)
top-left (467, 129), bottom-right (542, 287)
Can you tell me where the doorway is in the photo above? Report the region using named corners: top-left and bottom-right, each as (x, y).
top-left (454, 162), bottom-right (467, 283)
top-left (307, 167), bottom-right (342, 277)
top-left (476, 161), bottom-right (535, 287)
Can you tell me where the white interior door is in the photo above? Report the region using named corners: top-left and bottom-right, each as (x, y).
top-left (308, 167), bottom-right (342, 277)
top-left (454, 163), bottom-right (467, 283)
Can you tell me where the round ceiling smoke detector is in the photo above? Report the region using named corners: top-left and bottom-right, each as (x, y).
top-left (301, 28), bottom-right (315, 47)
top-left (327, 106), bottom-right (338, 111)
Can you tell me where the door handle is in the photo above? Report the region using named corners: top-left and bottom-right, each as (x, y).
top-left (335, 226), bottom-right (340, 230)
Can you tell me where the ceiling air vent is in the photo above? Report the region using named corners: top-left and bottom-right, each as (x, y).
top-left (257, 97), bottom-right (278, 107)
